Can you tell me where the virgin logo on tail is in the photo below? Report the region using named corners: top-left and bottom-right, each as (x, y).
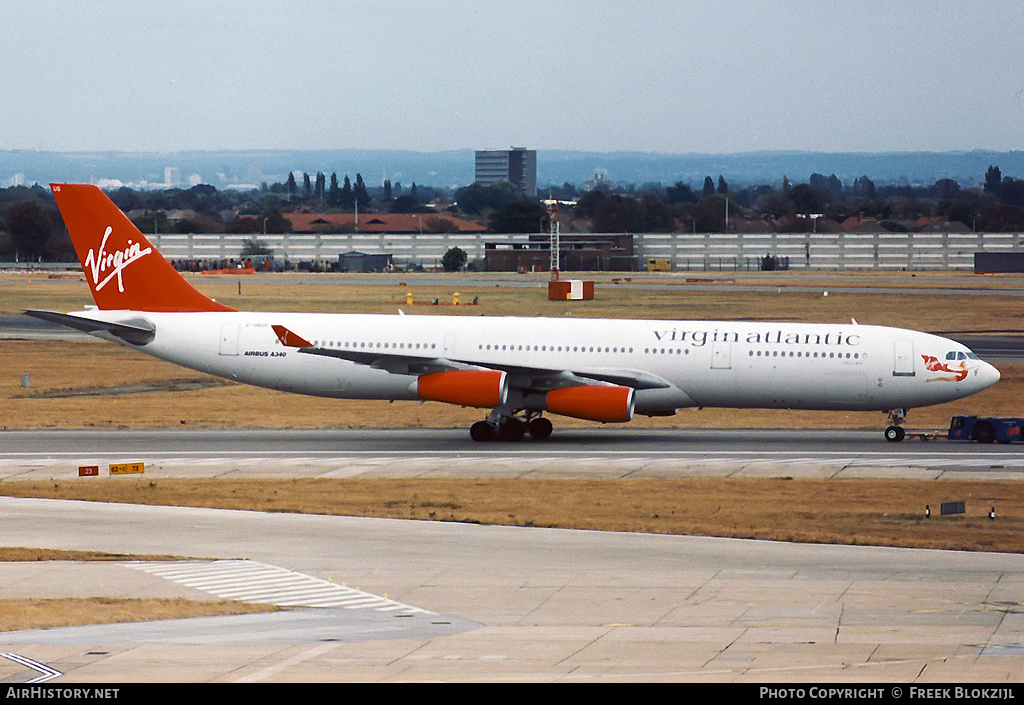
top-left (84, 226), bottom-right (153, 293)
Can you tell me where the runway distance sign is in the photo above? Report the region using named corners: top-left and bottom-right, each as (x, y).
top-left (109, 462), bottom-right (145, 475)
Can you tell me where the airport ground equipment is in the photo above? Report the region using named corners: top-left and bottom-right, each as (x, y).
top-left (947, 415), bottom-right (1024, 444)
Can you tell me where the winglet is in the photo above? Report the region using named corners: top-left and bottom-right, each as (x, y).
top-left (272, 324), bottom-right (314, 348)
top-left (50, 184), bottom-right (234, 313)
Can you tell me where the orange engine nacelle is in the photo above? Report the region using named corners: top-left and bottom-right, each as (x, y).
top-left (545, 385), bottom-right (635, 423)
top-left (417, 370), bottom-right (508, 408)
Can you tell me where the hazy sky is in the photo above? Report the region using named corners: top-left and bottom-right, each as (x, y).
top-left (3, 0), bottom-right (1021, 154)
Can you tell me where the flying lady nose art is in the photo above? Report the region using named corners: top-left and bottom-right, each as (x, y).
top-left (921, 354), bottom-right (973, 382)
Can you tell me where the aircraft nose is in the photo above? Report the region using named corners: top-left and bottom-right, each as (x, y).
top-left (978, 361), bottom-right (1001, 389)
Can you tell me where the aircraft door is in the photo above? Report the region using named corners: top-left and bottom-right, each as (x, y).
top-left (219, 323), bottom-right (240, 356)
top-left (893, 340), bottom-right (915, 377)
top-left (711, 340), bottom-right (732, 369)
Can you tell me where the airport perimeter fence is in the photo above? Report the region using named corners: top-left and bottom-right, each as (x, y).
top-left (142, 230), bottom-right (1023, 272)
top-left (636, 231), bottom-right (1024, 271)
top-left (5, 231), bottom-right (1020, 273)
top-left (152, 231), bottom-right (494, 271)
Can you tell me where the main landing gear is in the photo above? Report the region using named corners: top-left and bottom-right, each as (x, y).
top-left (884, 408), bottom-right (907, 442)
top-left (470, 411), bottom-right (553, 442)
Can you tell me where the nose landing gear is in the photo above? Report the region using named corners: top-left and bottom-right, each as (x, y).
top-left (884, 408), bottom-right (907, 442)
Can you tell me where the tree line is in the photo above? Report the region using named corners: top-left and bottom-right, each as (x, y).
top-left (1, 164), bottom-right (1022, 261)
top-left (566, 166), bottom-right (1024, 234)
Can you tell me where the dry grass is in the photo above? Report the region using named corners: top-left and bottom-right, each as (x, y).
top-left (0, 598), bottom-right (278, 632)
top-left (0, 547), bottom-right (184, 562)
top-left (6, 267), bottom-right (1024, 326)
top-left (1, 477), bottom-right (1021, 553)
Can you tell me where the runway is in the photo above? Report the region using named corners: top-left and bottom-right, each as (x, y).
top-left (0, 428), bottom-right (1022, 481)
top-left (0, 429), bottom-right (1023, 682)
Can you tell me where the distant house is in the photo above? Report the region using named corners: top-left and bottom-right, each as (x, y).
top-left (840, 214), bottom-right (884, 233)
top-left (285, 212), bottom-right (486, 234)
top-left (915, 215), bottom-right (971, 233)
top-left (730, 216), bottom-right (777, 233)
top-left (773, 214), bottom-right (841, 233)
top-left (164, 209), bottom-right (203, 224)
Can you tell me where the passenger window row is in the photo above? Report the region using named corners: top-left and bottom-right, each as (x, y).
top-left (305, 340), bottom-right (864, 361)
top-left (478, 344), bottom-right (636, 354)
top-left (749, 349), bottom-right (864, 360)
top-left (314, 340), bottom-right (439, 351)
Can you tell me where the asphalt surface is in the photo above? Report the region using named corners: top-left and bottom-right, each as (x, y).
top-left (0, 428), bottom-right (1023, 480)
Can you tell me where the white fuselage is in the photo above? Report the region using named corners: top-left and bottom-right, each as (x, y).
top-left (80, 309), bottom-right (1000, 416)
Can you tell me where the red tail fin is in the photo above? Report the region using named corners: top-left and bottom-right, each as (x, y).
top-left (50, 184), bottom-right (233, 312)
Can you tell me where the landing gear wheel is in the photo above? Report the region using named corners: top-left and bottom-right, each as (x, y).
top-left (497, 418), bottom-right (527, 442)
top-left (527, 417), bottom-right (553, 440)
top-left (470, 421), bottom-right (494, 442)
top-left (884, 425), bottom-right (906, 443)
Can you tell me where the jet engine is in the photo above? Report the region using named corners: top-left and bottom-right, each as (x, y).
top-left (416, 369), bottom-right (508, 408)
top-left (545, 385), bottom-right (635, 422)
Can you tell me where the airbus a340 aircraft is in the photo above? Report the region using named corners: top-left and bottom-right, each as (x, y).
top-left (29, 183), bottom-right (1000, 443)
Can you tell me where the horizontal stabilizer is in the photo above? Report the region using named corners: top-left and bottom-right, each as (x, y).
top-left (24, 310), bottom-right (155, 345)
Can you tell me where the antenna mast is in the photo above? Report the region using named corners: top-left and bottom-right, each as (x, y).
top-left (547, 195), bottom-right (560, 280)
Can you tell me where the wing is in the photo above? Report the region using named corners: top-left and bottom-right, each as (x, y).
top-left (272, 324), bottom-right (480, 376)
top-left (271, 324), bottom-right (672, 392)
